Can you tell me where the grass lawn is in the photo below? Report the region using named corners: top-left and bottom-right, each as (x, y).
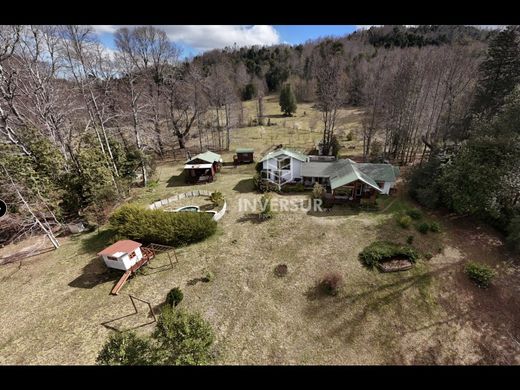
top-left (0, 97), bottom-right (519, 365)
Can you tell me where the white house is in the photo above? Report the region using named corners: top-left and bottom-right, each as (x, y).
top-left (260, 149), bottom-right (308, 186)
top-left (260, 148), bottom-right (399, 199)
top-left (97, 240), bottom-right (144, 271)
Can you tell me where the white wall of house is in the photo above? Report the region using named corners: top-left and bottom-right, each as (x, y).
top-left (381, 181), bottom-right (395, 195)
top-left (102, 247), bottom-right (143, 271)
top-left (263, 155), bottom-right (302, 183)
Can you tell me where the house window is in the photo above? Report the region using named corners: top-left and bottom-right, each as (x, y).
top-left (107, 256), bottom-right (119, 261)
top-left (377, 181), bottom-right (385, 189)
top-left (129, 251), bottom-right (136, 259)
top-left (356, 185), bottom-right (363, 196)
top-left (277, 157), bottom-right (291, 170)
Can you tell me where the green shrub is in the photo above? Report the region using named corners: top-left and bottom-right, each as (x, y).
top-left (166, 287), bottom-right (184, 307)
top-left (429, 221), bottom-right (441, 232)
top-left (346, 131), bottom-right (354, 141)
top-left (406, 235), bottom-right (414, 244)
top-left (152, 307), bottom-right (215, 365)
top-left (424, 252), bottom-right (433, 260)
top-left (312, 182), bottom-right (325, 200)
top-left (253, 173), bottom-right (278, 193)
top-left (96, 332), bottom-right (152, 365)
top-left (396, 214), bottom-right (412, 229)
top-left (417, 222), bottom-right (430, 234)
top-left (359, 241), bottom-right (419, 268)
top-left (209, 191), bottom-right (224, 207)
top-left (407, 208), bottom-right (422, 220)
top-left (109, 205), bottom-right (217, 247)
top-left (259, 193), bottom-right (273, 220)
top-left (465, 262), bottom-right (496, 288)
top-left (204, 271), bottom-right (214, 282)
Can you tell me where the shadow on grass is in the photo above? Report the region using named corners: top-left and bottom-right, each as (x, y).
top-left (306, 205), bottom-right (362, 218)
top-left (78, 228), bottom-right (118, 255)
top-left (236, 213), bottom-right (264, 224)
top-left (166, 171), bottom-right (191, 188)
top-left (304, 283), bottom-right (335, 301)
top-left (302, 263), bottom-right (457, 349)
top-left (102, 296), bottom-right (158, 332)
top-left (233, 178), bottom-right (255, 193)
top-left (68, 256), bottom-right (121, 289)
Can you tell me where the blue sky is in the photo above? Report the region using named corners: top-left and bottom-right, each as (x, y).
top-left (94, 25), bottom-right (360, 58)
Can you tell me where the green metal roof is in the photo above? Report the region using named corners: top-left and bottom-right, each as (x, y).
top-left (356, 163), bottom-right (398, 182)
top-left (236, 148), bottom-right (254, 153)
top-left (187, 151), bottom-right (222, 164)
top-left (260, 148), bottom-right (308, 162)
top-left (330, 163), bottom-right (382, 191)
top-left (301, 161), bottom-right (338, 177)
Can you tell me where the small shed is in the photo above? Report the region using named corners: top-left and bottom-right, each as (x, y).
top-left (235, 148), bottom-right (254, 164)
top-left (184, 151), bottom-right (222, 184)
top-left (97, 240), bottom-right (143, 271)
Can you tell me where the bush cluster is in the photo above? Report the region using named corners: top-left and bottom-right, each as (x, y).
top-left (109, 205), bottom-right (217, 247)
top-left (407, 208), bottom-right (423, 220)
top-left (396, 214), bottom-right (413, 229)
top-left (465, 262), bottom-right (496, 288)
top-left (359, 241), bottom-right (419, 268)
top-left (97, 307), bottom-right (215, 366)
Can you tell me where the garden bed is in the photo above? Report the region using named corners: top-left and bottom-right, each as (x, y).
top-left (376, 258), bottom-right (413, 273)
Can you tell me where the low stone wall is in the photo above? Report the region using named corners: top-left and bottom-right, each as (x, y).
top-left (148, 190), bottom-right (226, 221)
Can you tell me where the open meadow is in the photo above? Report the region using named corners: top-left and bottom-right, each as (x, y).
top-left (0, 97), bottom-right (519, 365)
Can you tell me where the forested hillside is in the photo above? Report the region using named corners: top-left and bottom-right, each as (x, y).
top-left (1, 25), bottom-right (519, 251)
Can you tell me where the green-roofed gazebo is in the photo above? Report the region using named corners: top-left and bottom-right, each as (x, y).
top-left (184, 151), bottom-right (222, 184)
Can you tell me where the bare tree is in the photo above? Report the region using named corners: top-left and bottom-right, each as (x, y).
top-left (314, 51), bottom-right (347, 155)
top-left (164, 63), bottom-right (206, 152)
top-left (0, 25), bottom-right (33, 157)
top-left (121, 26), bottom-right (179, 157)
top-left (58, 25), bottom-right (121, 188)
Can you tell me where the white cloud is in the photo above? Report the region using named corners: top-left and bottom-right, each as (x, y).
top-left (92, 25), bottom-right (280, 52)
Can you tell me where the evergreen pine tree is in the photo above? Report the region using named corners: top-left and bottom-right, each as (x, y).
top-left (279, 83), bottom-right (297, 116)
top-left (472, 26), bottom-right (520, 119)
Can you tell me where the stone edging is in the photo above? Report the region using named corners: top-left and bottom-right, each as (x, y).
top-left (148, 190), bottom-right (226, 221)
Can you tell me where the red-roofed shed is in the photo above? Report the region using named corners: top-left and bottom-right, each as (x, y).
top-left (98, 240), bottom-right (143, 271)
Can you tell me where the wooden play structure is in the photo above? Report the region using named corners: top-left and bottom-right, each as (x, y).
top-left (97, 240), bottom-right (177, 295)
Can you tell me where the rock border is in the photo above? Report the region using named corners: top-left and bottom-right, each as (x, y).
top-left (148, 190), bottom-right (226, 221)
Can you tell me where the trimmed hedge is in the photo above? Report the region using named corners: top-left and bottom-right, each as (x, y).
top-left (109, 205), bottom-right (217, 247)
top-left (359, 241), bottom-right (419, 268)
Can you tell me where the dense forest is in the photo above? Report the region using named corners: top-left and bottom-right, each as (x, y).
top-left (0, 25), bottom-right (519, 252)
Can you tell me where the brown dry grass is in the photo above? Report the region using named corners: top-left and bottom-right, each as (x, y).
top-left (0, 99), bottom-right (519, 364)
